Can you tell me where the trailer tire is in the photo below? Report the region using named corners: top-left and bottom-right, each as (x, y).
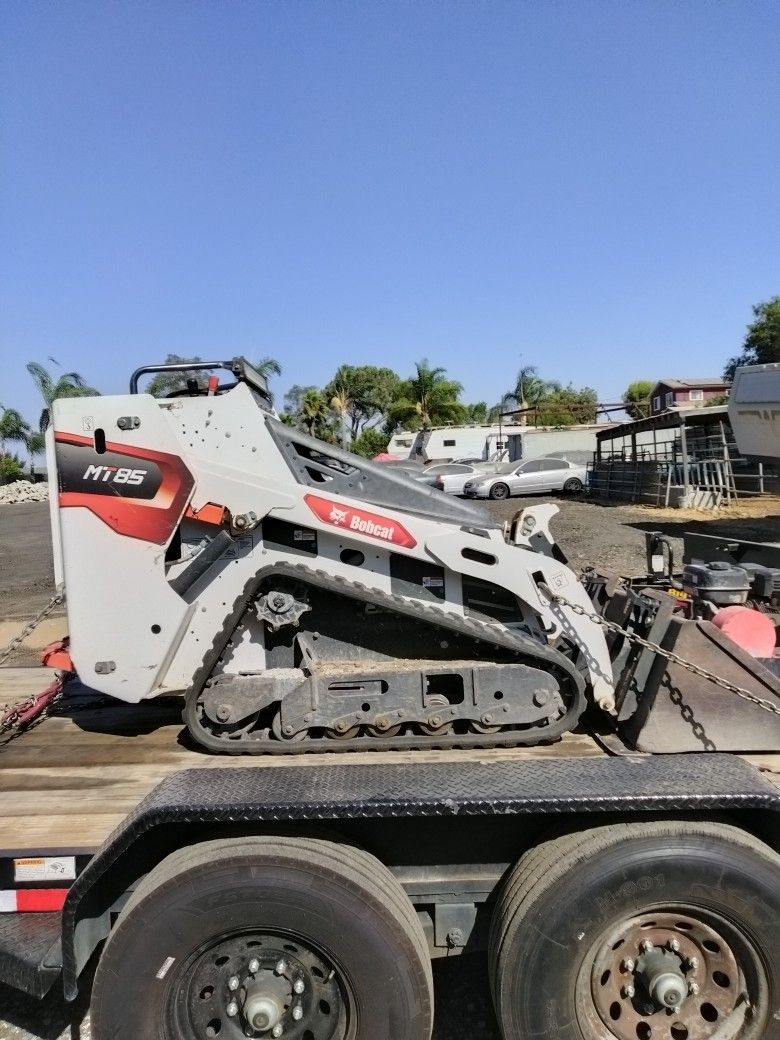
top-left (91, 835), bottom-right (433, 1040)
top-left (489, 821), bottom-right (779, 1040)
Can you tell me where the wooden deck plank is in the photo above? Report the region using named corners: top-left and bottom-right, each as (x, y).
top-left (3, 670), bottom-right (777, 857)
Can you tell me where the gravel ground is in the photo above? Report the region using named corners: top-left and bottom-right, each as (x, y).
top-left (1, 495), bottom-right (777, 1039)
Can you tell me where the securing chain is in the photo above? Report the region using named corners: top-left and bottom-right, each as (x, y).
top-left (0, 592), bottom-right (64, 669)
top-left (0, 592), bottom-right (66, 741)
top-left (549, 591), bottom-right (780, 718)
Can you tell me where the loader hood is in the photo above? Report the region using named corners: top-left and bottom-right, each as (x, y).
top-left (266, 418), bottom-right (499, 529)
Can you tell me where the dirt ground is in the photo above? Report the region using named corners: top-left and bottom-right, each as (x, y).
top-left (1, 497), bottom-right (778, 668)
top-left (3, 496), bottom-right (778, 623)
top-left (0, 495), bottom-right (778, 1039)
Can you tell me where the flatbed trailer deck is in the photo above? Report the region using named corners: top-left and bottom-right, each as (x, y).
top-left (1, 670), bottom-right (779, 1039)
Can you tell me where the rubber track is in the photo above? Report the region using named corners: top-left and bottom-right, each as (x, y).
top-left (183, 563), bottom-right (586, 755)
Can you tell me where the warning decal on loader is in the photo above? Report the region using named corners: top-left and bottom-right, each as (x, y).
top-left (304, 494), bottom-right (417, 548)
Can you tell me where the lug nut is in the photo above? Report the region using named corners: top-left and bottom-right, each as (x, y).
top-left (622, 984), bottom-right (635, 998)
top-left (621, 957), bottom-right (635, 972)
top-left (272, 1026), bottom-right (283, 1038)
top-left (248, 957), bottom-right (260, 974)
top-left (689, 981), bottom-right (700, 996)
top-left (293, 977), bottom-right (305, 994)
top-left (226, 1000), bottom-right (239, 1017)
top-left (275, 959), bottom-right (287, 975)
top-left (640, 939), bottom-right (654, 953)
top-left (292, 1006), bottom-right (304, 1021)
top-left (687, 956), bottom-right (699, 971)
top-left (227, 975), bottom-right (239, 991)
top-left (668, 938), bottom-right (680, 953)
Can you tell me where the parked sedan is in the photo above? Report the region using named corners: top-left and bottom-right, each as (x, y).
top-left (433, 463), bottom-right (508, 495)
top-left (414, 463), bottom-right (483, 489)
top-left (463, 458), bottom-right (587, 500)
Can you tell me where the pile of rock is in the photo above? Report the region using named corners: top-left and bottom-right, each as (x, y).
top-left (0, 481), bottom-right (50, 505)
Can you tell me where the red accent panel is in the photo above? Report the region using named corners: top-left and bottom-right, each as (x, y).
top-left (304, 494), bottom-right (416, 548)
top-left (185, 502), bottom-right (226, 525)
top-left (41, 638), bottom-right (74, 672)
top-left (56, 433), bottom-right (194, 544)
top-left (16, 889), bottom-right (69, 912)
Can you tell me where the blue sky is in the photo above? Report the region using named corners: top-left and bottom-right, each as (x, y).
top-left (1, 0), bottom-right (778, 427)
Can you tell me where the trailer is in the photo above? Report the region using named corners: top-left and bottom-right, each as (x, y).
top-left (504, 424), bottom-right (606, 464)
top-left (0, 672), bottom-right (778, 1040)
top-left (409, 425), bottom-right (510, 463)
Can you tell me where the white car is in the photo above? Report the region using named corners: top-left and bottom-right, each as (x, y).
top-left (413, 463), bottom-right (484, 492)
top-left (432, 463), bottom-right (509, 495)
top-left (463, 458), bottom-right (587, 500)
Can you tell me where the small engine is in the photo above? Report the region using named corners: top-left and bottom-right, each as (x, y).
top-left (682, 560), bottom-right (750, 618)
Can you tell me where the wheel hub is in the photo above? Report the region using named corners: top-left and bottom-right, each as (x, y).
top-left (182, 932), bottom-right (346, 1039)
top-left (589, 911), bottom-right (743, 1040)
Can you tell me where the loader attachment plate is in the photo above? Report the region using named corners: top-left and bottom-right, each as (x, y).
top-left (619, 611), bottom-right (780, 753)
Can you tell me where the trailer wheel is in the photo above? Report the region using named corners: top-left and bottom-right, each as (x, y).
top-left (489, 482), bottom-right (510, 500)
top-left (91, 836), bottom-right (433, 1040)
top-left (489, 821), bottom-right (779, 1040)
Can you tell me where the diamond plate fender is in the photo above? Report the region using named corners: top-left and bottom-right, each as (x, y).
top-left (60, 755), bottom-right (778, 999)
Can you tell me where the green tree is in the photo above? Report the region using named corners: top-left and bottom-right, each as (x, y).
top-left (502, 365), bottom-right (559, 425)
top-left (282, 384), bottom-right (317, 417)
top-left (535, 385), bottom-right (598, 426)
top-left (622, 380), bottom-right (654, 420)
top-left (323, 365), bottom-right (401, 441)
top-left (25, 430), bottom-right (46, 473)
top-left (26, 361), bottom-right (99, 430)
top-left (0, 408), bottom-right (30, 455)
top-left (0, 454), bottom-right (27, 483)
top-left (145, 355), bottom-right (205, 397)
top-left (464, 402), bottom-right (488, 424)
top-left (724, 296), bottom-right (780, 380)
top-left (388, 360), bottom-right (465, 429)
top-left (299, 389), bottom-right (335, 440)
top-left (351, 428), bottom-right (389, 458)
top-left (327, 372), bottom-right (353, 449)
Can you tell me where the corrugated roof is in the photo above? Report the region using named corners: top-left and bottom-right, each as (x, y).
top-left (653, 377), bottom-right (729, 390)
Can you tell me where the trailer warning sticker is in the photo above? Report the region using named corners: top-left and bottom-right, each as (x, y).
top-left (304, 494), bottom-right (417, 548)
top-left (14, 856), bottom-right (76, 883)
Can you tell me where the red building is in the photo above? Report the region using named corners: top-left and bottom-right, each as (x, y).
top-left (649, 377), bottom-right (730, 415)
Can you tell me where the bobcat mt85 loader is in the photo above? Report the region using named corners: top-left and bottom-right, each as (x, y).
top-left (44, 357), bottom-right (780, 754)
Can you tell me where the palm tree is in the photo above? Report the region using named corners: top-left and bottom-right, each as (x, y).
top-left (300, 389), bottom-right (330, 438)
top-left (0, 408), bottom-right (30, 455)
top-left (26, 361), bottom-right (98, 431)
top-left (502, 365), bottom-right (558, 426)
top-left (329, 378), bottom-right (352, 449)
top-left (388, 360), bottom-right (465, 430)
top-left (254, 357), bottom-right (282, 405)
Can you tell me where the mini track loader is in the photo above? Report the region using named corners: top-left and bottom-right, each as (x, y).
top-left (44, 358), bottom-right (780, 754)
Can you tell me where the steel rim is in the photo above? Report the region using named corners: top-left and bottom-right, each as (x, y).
top-left (575, 906), bottom-right (769, 1040)
top-left (169, 929), bottom-right (351, 1040)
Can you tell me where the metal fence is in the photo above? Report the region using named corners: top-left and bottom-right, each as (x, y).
top-left (589, 415), bottom-right (775, 507)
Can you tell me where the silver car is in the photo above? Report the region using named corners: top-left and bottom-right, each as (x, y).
top-left (463, 457), bottom-right (587, 500)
